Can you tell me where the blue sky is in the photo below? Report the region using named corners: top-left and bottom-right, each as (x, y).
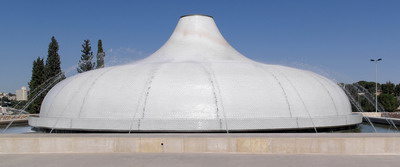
top-left (0, 0), bottom-right (399, 93)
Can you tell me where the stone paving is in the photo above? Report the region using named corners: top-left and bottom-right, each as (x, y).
top-left (0, 153), bottom-right (399, 167)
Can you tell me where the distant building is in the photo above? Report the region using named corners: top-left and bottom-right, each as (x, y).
top-left (16, 87), bottom-right (28, 101)
top-left (0, 106), bottom-right (9, 115)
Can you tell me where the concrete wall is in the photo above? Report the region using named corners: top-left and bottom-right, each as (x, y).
top-left (361, 112), bottom-right (382, 117)
top-left (1, 134), bottom-right (400, 155)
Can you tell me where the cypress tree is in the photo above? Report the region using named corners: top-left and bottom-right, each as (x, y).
top-left (26, 36), bottom-right (64, 114)
top-left (27, 57), bottom-right (45, 113)
top-left (77, 39), bottom-right (95, 73)
top-left (96, 39), bottom-right (105, 69)
top-left (45, 36), bottom-right (65, 82)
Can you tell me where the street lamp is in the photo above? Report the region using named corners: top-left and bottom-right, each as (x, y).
top-left (370, 58), bottom-right (382, 112)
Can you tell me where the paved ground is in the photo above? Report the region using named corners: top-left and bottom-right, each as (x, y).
top-left (1, 153), bottom-right (399, 167)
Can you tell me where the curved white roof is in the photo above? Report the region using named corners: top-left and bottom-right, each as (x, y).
top-left (30, 15), bottom-right (361, 132)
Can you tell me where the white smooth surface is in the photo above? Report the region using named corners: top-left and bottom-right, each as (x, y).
top-left (30, 15), bottom-right (362, 131)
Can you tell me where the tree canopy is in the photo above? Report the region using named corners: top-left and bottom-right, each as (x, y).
top-left (45, 36), bottom-right (64, 81)
top-left (378, 94), bottom-right (399, 112)
top-left (349, 81), bottom-right (400, 112)
top-left (357, 81), bottom-right (379, 94)
top-left (96, 39), bottom-right (105, 69)
top-left (27, 57), bottom-right (45, 113)
top-left (381, 81), bottom-right (395, 95)
top-left (26, 36), bottom-right (65, 114)
top-left (77, 39), bottom-right (95, 73)
top-left (395, 84), bottom-right (400, 96)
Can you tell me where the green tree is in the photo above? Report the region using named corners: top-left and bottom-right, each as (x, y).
top-left (381, 81), bottom-right (395, 95)
top-left (25, 37), bottom-right (64, 114)
top-left (357, 81), bottom-right (379, 94)
top-left (27, 57), bottom-right (46, 113)
top-left (1, 96), bottom-right (11, 107)
top-left (96, 39), bottom-right (105, 69)
top-left (395, 83), bottom-right (400, 96)
top-left (77, 39), bottom-right (95, 73)
top-left (360, 96), bottom-right (375, 112)
top-left (378, 94), bottom-right (399, 112)
top-left (45, 36), bottom-right (65, 82)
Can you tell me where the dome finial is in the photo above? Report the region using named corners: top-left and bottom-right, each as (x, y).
top-left (180, 14), bottom-right (213, 18)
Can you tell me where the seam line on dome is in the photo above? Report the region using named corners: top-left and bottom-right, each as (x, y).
top-left (276, 69), bottom-right (318, 133)
top-left (47, 78), bottom-right (77, 131)
top-left (322, 76), bottom-right (355, 115)
top-left (77, 68), bottom-right (116, 118)
top-left (49, 68), bottom-right (116, 132)
top-left (308, 73), bottom-right (339, 116)
top-left (199, 63), bottom-right (229, 133)
top-left (129, 64), bottom-right (162, 132)
top-left (44, 74), bottom-right (75, 117)
top-left (257, 64), bottom-right (292, 117)
top-left (199, 63), bottom-right (222, 129)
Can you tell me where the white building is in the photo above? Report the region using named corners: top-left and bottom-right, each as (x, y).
top-left (0, 106), bottom-right (9, 115)
top-left (29, 15), bottom-right (362, 132)
top-left (16, 87), bottom-right (28, 101)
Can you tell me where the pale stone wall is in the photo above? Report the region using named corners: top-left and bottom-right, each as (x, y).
top-left (1, 134), bottom-right (400, 155)
top-left (361, 112), bottom-right (382, 117)
top-left (0, 114), bottom-right (31, 121)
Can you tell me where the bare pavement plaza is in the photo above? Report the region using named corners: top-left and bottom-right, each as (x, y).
top-left (1, 153), bottom-right (399, 167)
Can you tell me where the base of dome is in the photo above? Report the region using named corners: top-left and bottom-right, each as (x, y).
top-left (29, 113), bottom-right (362, 132)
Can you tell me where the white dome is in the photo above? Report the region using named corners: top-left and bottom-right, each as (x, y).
top-left (29, 15), bottom-right (361, 132)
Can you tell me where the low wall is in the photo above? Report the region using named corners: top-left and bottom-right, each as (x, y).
top-left (0, 119), bottom-right (28, 127)
top-left (0, 114), bottom-right (34, 127)
top-left (360, 112), bottom-right (400, 119)
top-left (382, 112), bottom-right (400, 119)
top-left (1, 134), bottom-right (400, 155)
top-left (360, 112), bottom-right (382, 117)
top-left (0, 114), bottom-right (33, 121)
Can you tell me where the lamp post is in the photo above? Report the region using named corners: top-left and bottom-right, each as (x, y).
top-left (370, 58), bottom-right (382, 112)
